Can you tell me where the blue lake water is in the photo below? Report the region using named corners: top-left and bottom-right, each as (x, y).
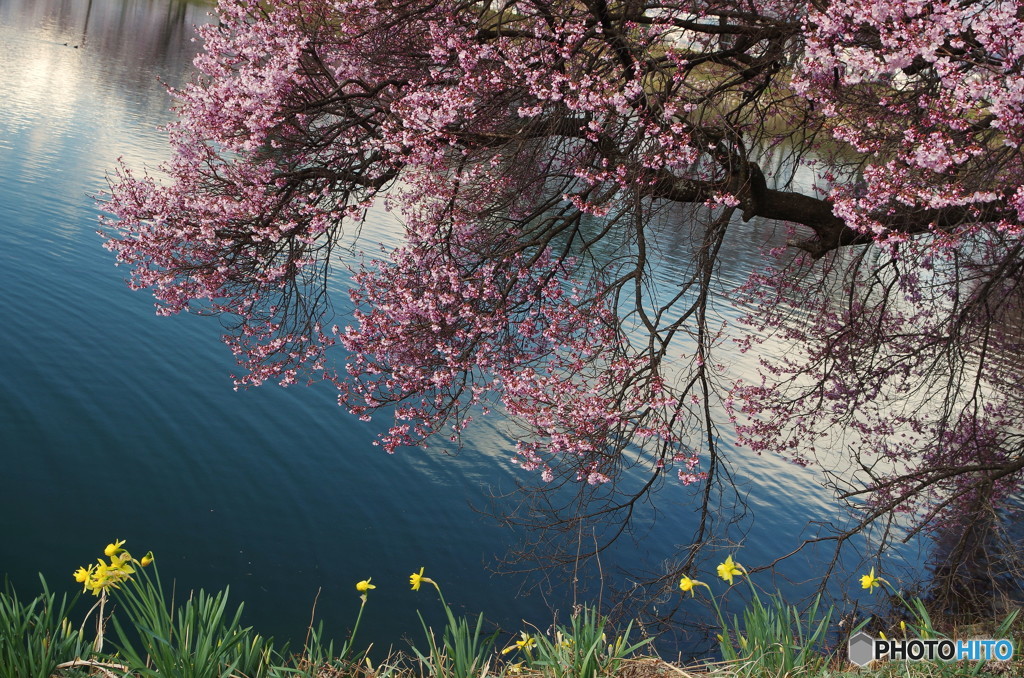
top-left (0, 0), bottom-right (927, 657)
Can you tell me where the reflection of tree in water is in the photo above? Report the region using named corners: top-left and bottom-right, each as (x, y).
top-left (9, 0), bottom-right (209, 90)
top-left (922, 247), bottom-right (1024, 622)
top-left (927, 506), bottom-right (1023, 624)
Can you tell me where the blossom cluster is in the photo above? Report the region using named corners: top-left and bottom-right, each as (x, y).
top-left (73, 540), bottom-right (153, 596)
top-left (101, 0), bottom-right (1024, 532)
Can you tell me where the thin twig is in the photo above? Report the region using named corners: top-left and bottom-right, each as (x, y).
top-left (53, 657), bottom-right (131, 678)
top-left (304, 586), bottom-right (323, 651)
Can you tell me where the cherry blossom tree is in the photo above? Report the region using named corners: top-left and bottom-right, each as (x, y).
top-left (102, 0), bottom-right (1024, 597)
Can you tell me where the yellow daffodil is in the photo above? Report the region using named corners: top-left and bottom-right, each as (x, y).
top-left (716, 555), bottom-right (744, 585)
top-left (678, 575), bottom-right (709, 596)
top-left (879, 631), bottom-right (887, 640)
top-left (900, 620), bottom-right (907, 634)
top-left (95, 558), bottom-right (131, 592)
top-left (502, 633), bottom-right (535, 655)
top-left (140, 552), bottom-right (154, 567)
top-left (82, 561), bottom-right (111, 596)
top-left (104, 539), bottom-right (126, 558)
top-left (860, 567), bottom-right (883, 593)
top-left (356, 578), bottom-right (376, 592)
top-left (73, 566), bottom-right (91, 584)
top-left (408, 566), bottom-right (438, 592)
top-left (110, 553), bottom-right (135, 575)
top-left (410, 567), bottom-right (425, 591)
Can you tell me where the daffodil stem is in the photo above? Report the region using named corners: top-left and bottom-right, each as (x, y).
top-left (430, 581), bottom-right (461, 632)
top-left (431, 581), bottom-right (447, 609)
top-left (341, 597), bottom-right (367, 659)
top-left (697, 586), bottom-right (737, 660)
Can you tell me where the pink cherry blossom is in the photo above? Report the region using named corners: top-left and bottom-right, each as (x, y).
top-left (101, 0), bottom-right (1024, 557)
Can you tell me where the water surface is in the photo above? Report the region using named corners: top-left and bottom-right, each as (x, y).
top-left (0, 0), bottom-right (923, 655)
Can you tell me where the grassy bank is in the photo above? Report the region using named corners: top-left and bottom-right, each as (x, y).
top-left (3, 542), bottom-right (1020, 678)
